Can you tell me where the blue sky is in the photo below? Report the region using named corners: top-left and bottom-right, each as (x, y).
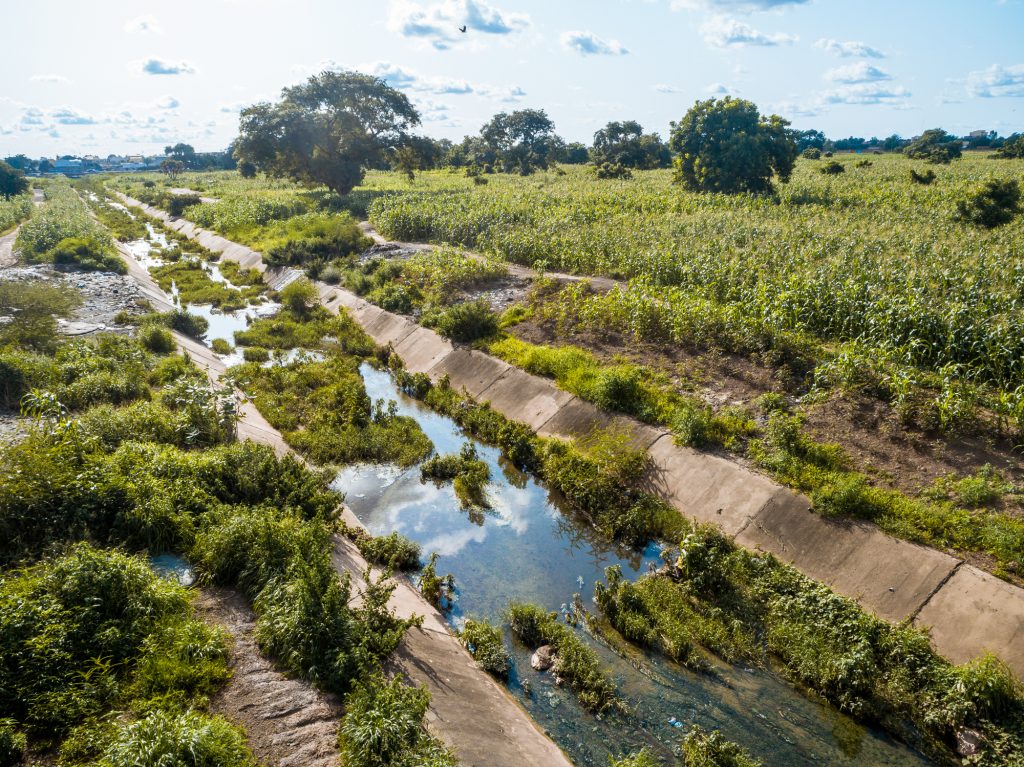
top-left (2, 0), bottom-right (1023, 157)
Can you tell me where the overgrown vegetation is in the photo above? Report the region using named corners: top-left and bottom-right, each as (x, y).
top-left (15, 180), bottom-right (125, 272)
top-left (420, 442), bottom-right (491, 511)
top-left (595, 525), bottom-right (1024, 765)
top-left (507, 602), bottom-right (619, 714)
top-left (459, 619), bottom-right (510, 679)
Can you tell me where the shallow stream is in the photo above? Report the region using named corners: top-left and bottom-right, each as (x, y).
top-left (339, 364), bottom-right (933, 767)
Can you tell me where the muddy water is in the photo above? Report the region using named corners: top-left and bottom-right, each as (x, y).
top-left (339, 364), bottom-right (933, 767)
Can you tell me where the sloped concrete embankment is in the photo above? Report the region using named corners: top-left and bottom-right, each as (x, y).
top-left (117, 195), bottom-right (1024, 680)
top-left (113, 232), bottom-right (575, 767)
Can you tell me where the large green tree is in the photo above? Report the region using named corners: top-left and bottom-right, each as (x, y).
top-left (233, 70), bottom-right (421, 196)
top-left (591, 121), bottom-right (671, 169)
top-left (904, 129), bottom-right (962, 164)
top-left (0, 161), bottom-right (29, 200)
top-left (668, 97), bottom-right (797, 195)
top-left (480, 109), bottom-right (557, 175)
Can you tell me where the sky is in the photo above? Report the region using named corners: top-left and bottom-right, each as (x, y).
top-left (2, 0), bottom-right (1023, 158)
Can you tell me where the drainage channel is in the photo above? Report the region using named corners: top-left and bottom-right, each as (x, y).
top-left (339, 363), bottom-right (932, 767)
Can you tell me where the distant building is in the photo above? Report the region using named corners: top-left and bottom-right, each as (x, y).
top-left (969, 129), bottom-right (988, 139)
top-left (52, 157), bottom-right (84, 176)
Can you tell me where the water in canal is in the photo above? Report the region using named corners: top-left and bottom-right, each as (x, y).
top-left (338, 363), bottom-right (933, 767)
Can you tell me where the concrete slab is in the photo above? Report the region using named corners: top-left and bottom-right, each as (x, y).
top-left (642, 435), bottom-right (778, 535)
top-left (477, 368), bottom-right (574, 431)
top-left (737, 489), bottom-right (961, 623)
top-left (538, 398), bottom-right (668, 452)
top-left (915, 565), bottom-right (1024, 678)
top-left (426, 348), bottom-right (511, 398)
top-left (393, 327), bottom-right (454, 374)
top-left (322, 286), bottom-right (365, 311)
top-left (351, 302), bottom-right (385, 327)
top-left (360, 311), bottom-right (418, 347)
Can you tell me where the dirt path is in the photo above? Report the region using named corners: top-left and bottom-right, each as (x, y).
top-left (0, 228), bottom-right (19, 268)
top-left (195, 588), bottom-right (341, 767)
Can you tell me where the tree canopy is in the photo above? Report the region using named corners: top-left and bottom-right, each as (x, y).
top-left (233, 70), bottom-right (421, 196)
top-left (0, 161), bottom-right (30, 199)
top-left (904, 129), bottom-right (962, 164)
top-left (995, 134), bottom-right (1024, 159)
top-left (480, 109), bottom-right (557, 175)
top-left (591, 121), bottom-right (671, 169)
top-left (669, 97), bottom-right (797, 195)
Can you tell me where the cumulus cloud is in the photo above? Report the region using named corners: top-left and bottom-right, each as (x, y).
top-left (700, 16), bottom-right (796, 48)
top-left (140, 58), bottom-right (196, 76)
top-left (820, 83), bottom-right (910, 105)
top-left (653, 83), bottom-right (684, 94)
top-left (673, 0), bottom-right (808, 10)
top-left (560, 31), bottom-right (628, 56)
top-left (388, 0), bottom-right (529, 50)
top-left (825, 62), bottom-right (891, 84)
top-left (30, 74), bottom-right (70, 84)
top-left (967, 64), bottom-right (1024, 98)
top-left (815, 38), bottom-right (884, 58)
top-left (154, 95), bottom-right (180, 110)
top-left (125, 15), bottom-right (162, 34)
top-left (706, 82), bottom-right (737, 95)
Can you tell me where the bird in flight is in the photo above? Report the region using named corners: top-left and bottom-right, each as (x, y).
top-left (459, 25), bottom-right (467, 33)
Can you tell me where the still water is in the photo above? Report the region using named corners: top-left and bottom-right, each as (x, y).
top-left (339, 364), bottom-right (932, 767)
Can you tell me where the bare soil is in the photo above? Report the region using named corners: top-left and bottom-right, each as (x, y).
top-left (194, 588), bottom-right (342, 767)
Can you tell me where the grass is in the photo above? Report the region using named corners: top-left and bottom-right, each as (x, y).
top-left (0, 193), bottom-right (33, 234)
top-left (420, 442), bottom-right (491, 511)
top-left (459, 619), bottom-right (510, 679)
top-left (150, 258), bottom-right (265, 310)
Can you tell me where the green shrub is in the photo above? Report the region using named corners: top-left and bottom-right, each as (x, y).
top-left (139, 324), bottom-right (175, 354)
top-left (166, 194), bottom-right (201, 217)
top-left (820, 161), bottom-right (845, 175)
top-left (421, 300), bottom-right (499, 342)
top-left (211, 338), bottom-right (233, 355)
top-left (420, 443), bottom-right (491, 510)
top-left (49, 236), bottom-right (127, 273)
top-left (337, 674), bottom-right (456, 767)
top-left (418, 553), bottom-right (454, 608)
top-left (0, 279), bottom-right (82, 352)
top-left (0, 349), bottom-right (59, 408)
top-left (595, 162), bottom-right (632, 180)
top-left (682, 726), bottom-right (762, 767)
top-left (356, 531), bottom-right (421, 571)
top-left (99, 710), bottom-right (255, 767)
top-left (459, 619), bottom-right (510, 679)
top-left (279, 277), bottom-right (319, 318)
top-left (136, 310), bottom-right (209, 340)
top-left (0, 719), bottom-right (26, 767)
top-left (801, 148), bottom-right (822, 160)
top-left (910, 168), bottom-right (936, 185)
top-left (242, 346), bottom-right (270, 363)
top-left (955, 179), bottom-right (1021, 228)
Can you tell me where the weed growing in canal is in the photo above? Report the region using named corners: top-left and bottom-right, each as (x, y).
top-left (0, 279), bottom-right (82, 354)
top-left (231, 357), bottom-right (433, 467)
top-left (595, 527), bottom-right (1024, 765)
top-left (418, 553), bottom-right (455, 609)
top-left (338, 673), bottom-right (457, 767)
top-left (420, 442), bottom-right (491, 512)
top-left (354, 530), bottom-right (422, 572)
top-left (421, 299), bottom-right (500, 342)
top-left (459, 619), bottom-right (511, 679)
top-left (681, 726), bottom-right (762, 767)
top-left (129, 309), bottom-right (210, 340)
top-left (507, 602), bottom-right (620, 715)
top-left (233, 304), bottom-right (375, 355)
top-left (150, 259), bottom-right (265, 310)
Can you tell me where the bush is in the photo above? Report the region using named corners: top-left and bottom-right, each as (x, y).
top-left (211, 338), bottom-right (233, 355)
top-left (166, 194), bottom-right (202, 217)
top-left (100, 710), bottom-right (255, 767)
top-left (242, 346), bottom-right (270, 363)
top-left (0, 720), bottom-right (25, 767)
top-left (139, 324), bottom-right (176, 354)
top-left (337, 674), bottom-right (456, 767)
top-left (910, 168), bottom-right (936, 185)
top-left (420, 443), bottom-right (491, 510)
top-left (954, 179), bottom-right (1021, 228)
top-left (459, 619), bottom-right (510, 679)
top-left (280, 277), bottom-right (320, 318)
top-left (138, 310), bottom-right (209, 340)
top-left (357, 531), bottom-right (421, 571)
top-left (801, 148), bottom-right (822, 160)
top-left (421, 300), bottom-right (499, 342)
top-left (49, 236), bottom-right (127, 273)
top-left (820, 160), bottom-right (845, 175)
top-left (595, 162), bottom-right (632, 180)
top-left (681, 726), bottom-right (762, 767)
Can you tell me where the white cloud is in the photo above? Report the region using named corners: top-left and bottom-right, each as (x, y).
top-left (50, 107), bottom-right (98, 125)
top-left (700, 16), bottom-right (796, 48)
top-left (154, 95), bottom-right (180, 110)
top-left (125, 15), bottom-right (162, 34)
top-left (673, 0), bottom-right (808, 11)
top-left (967, 64), bottom-right (1024, 98)
top-left (560, 31), bottom-right (628, 56)
top-left (820, 83), bottom-right (910, 105)
top-left (770, 99), bottom-right (822, 118)
top-left (358, 61), bottom-right (525, 101)
top-left (388, 0), bottom-right (529, 50)
top-left (139, 58), bottom-right (196, 76)
top-left (653, 83), bottom-right (684, 94)
top-left (706, 82), bottom-right (737, 95)
top-left (825, 62), bottom-right (892, 84)
top-left (815, 38), bottom-right (884, 58)
top-left (30, 74), bottom-right (70, 84)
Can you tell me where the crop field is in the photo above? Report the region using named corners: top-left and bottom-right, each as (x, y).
top-left (0, 192), bottom-right (33, 233)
